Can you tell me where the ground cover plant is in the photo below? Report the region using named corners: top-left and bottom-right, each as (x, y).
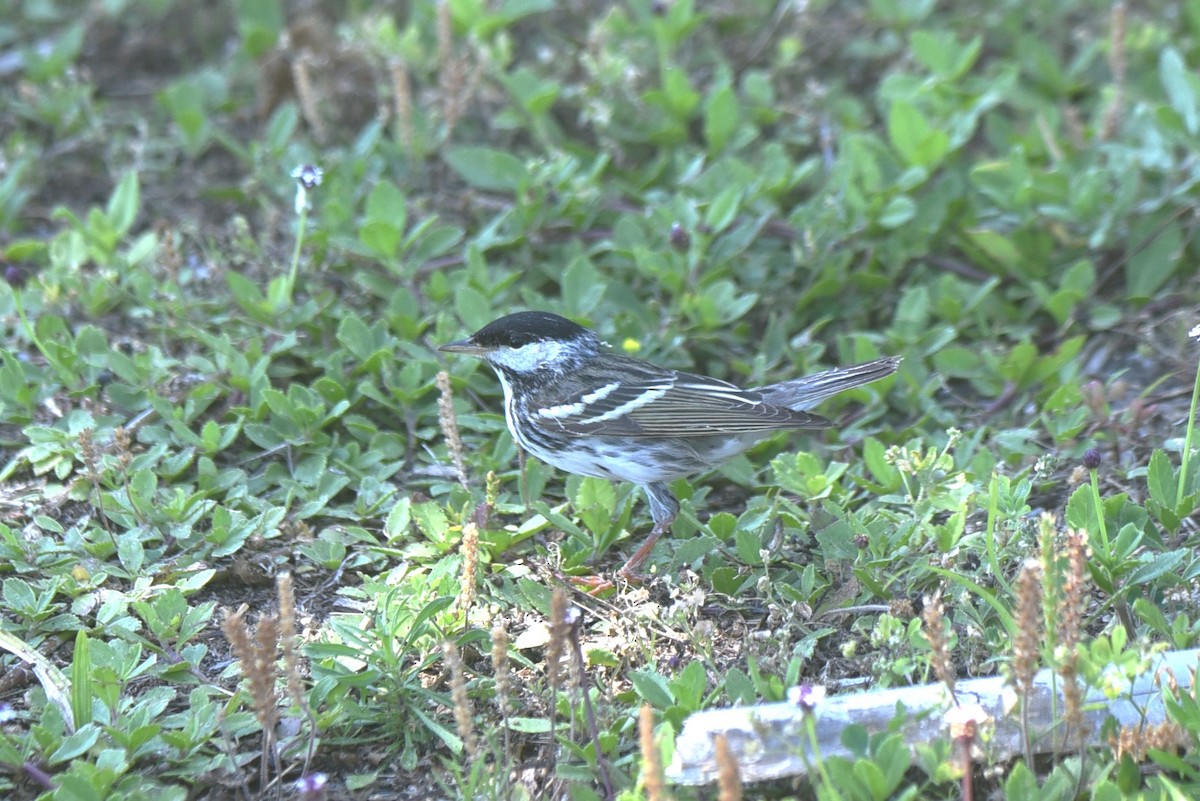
top-left (0, 0), bottom-right (1199, 799)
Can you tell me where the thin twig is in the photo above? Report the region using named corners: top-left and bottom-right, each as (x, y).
top-left (566, 606), bottom-right (614, 800)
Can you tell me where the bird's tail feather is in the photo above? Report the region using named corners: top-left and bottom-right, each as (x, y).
top-left (762, 356), bottom-right (901, 411)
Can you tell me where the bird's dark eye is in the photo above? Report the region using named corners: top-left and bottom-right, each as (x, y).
top-left (501, 330), bottom-right (543, 348)
top-left (473, 329), bottom-right (544, 349)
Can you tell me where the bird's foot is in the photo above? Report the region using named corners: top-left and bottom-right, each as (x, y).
top-left (568, 574), bottom-right (617, 595)
top-left (560, 520), bottom-right (672, 594)
top-left (616, 520), bottom-right (671, 581)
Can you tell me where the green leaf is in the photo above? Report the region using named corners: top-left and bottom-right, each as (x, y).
top-left (106, 171), bottom-right (140, 235)
top-left (453, 285), bottom-right (492, 330)
top-left (669, 660), bottom-right (708, 711)
top-left (406, 223), bottom-right (463, 267)
top-left (932, 346), bottom-right (982, 379)
top-left (365, 180), bottom-right (407, 226)
top-left (501, 66), bottom-right (560, 116)
top-left (336, 313), bottom-right (373, 358)
top-left (411, 502), bottom-right (451, 547)
top-left (1134, 597), bottom-right (1171, 637)
top-left (70, 631), bottom-right (92, 728)
top-left (384, 499), bottom-right (412, 542)
top-left (117, 530), bottom-right (145, 574)
top-left (410, 705), bottom-right (463, 754)
top-left (24, 21), bottom-right (83, 81)
top-left (443, 146), bottom-right (528, 192)
top-left (507, 716), bottom-right (553, 733)
top-left (874, 734), bottom-right (911, 791)
top-left (661, 67), bottom-right (700, 119)
top-left (862, 437), bottom-right (900, 489)
top-left (360, 221), bottom-right (403, 261)
top-left (629, 669), bottom-right (674, 708)
top-left (1147, 450), bottom-right (1177, 509)
top-left (72, 325), bottom-right (108, 362)
top-left (1092, 779), bottom-right (1126, 801)
top-left (722, 667), bottom-right (755, 704)
top-left (129, 469), bottom-right (158, 510)
top-left (840, 723), bottom-right (869, 756)
top-left (735, 526), bottom-right (764, 564)
top-left (226, 271), bottom-right (268, 319)
top-left (852, 759), bottom-right (890, 801)
top-left (264, 103), bottom-right (298, 150)
top-left (1004, 760), bottom-right (1038, 798)
top-left (1065, 483), bottom-right (1101, 533)
top-left (965, 229), bottom-right (1021, 272)
top-left (704, 185), bottom-right (742, 234)
top-left (200, 420), bottom-right (221, 452)
top-left (467, 0), bottom-right (555, 38)
top-left (48, 724), bottom-right (101, 764)
top-left (1125, 549), bottom-right (1187, 587)
top-left (361, 182), bottom-right (407, 259)
top-left (1161, 48), bottom-right (1199, 135)
top-left (1126, 218), bottom-right (1182, 300)
top-left (911, 30), bottom-right (981, 79)
top-left (1040, 259), bottom-right (1094, 323)
top-left (234, 0), bottom-right (283, 56)
top-left (574, 478), bottom-right (616, 511)
top-left (887, 101), bottom-right (949, 168)
top-left (999, 340), bottom-right (1037, 383)
top-left (703, 83), bottom-right (739, 154)
top-left (927, 566), bottom-right (1015, 634)
top-left (561, 256), bottom-right (606, 314)
top-left (706, 512), bottom-right (737, 538)
top-left (878, 196), bottom-right (916, 228)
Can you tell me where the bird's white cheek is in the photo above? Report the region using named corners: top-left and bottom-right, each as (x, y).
top-left (487, 340), bottom-right (565, 372)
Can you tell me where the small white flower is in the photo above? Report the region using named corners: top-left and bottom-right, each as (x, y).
top-left (1190, 323), bottom-right (1200, 340)
top-left (291, 164), bottom-right (323, 214)
top-left (293, 772), bottom-right (327, 798)
top-left (292, 163), bottom-right (324, 190)
top-left (1100, 667), bottom-right (1125, 700)
top-left (944, 702), bottom-right (989, 739)
top-left (788, 684), bottom-right (826, 712)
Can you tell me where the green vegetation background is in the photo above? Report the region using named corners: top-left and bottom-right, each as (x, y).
top-left (0, 0), bottom-right (1199, 799)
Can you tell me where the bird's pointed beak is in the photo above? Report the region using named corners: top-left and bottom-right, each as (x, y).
top-left (439, 337), bottom-right (490, 356)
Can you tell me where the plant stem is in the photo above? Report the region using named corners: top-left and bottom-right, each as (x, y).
top-left (1177, 356), bottom-right (1200, 507)
top-left (1088, 468), bottom-right (1109, 555)
top-left (286, 203), bottom-right (308, 303)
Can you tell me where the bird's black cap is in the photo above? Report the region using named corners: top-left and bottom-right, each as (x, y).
top-left (458, 311), bottom-right (591, 350)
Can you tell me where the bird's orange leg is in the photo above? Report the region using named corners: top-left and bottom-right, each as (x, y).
top-left (617, 516), bottom-right (674, 581)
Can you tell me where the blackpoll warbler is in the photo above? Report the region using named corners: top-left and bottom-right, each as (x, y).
top-left (441, 311), bottom-right (899, 576)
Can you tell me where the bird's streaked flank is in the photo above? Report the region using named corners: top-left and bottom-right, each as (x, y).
top-left (441, 311), bottom-right (899, 577)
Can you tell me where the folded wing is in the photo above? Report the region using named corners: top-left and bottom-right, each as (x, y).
top-left (533, 370), bottom-right (831, 437)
